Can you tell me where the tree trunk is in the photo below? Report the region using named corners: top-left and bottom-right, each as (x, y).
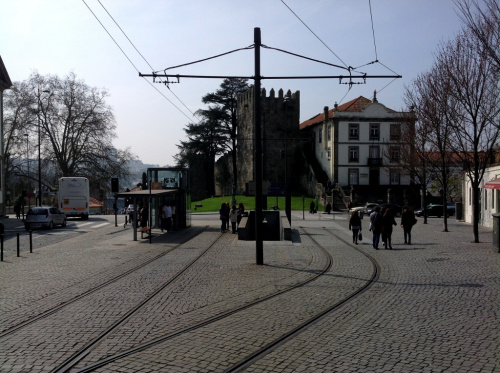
top-left (472, 185), bottom-right (480, 243)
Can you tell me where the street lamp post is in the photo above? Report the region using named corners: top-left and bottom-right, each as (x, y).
top-left (24, 133), bottom-right (30, 209)
top-left (38, 89), bottom-right (50, 206)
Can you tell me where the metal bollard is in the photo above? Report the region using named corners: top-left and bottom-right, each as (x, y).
top-left (29, 231), bottom-right (33, 253)
top-left (17, 233), bottom-right (20, 257)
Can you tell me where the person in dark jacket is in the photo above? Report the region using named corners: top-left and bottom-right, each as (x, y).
top-left (401, 206), bottom-right (416, 244)
top-left (349, 210), bottom-right (362, 244)
top-left (219, 203), bottom-right (230, 233)
top-left (381, 208), bottom-right (397, 249)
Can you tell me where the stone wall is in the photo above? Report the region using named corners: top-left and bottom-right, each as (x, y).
top-left (236, 88), bottom-right (302, 195)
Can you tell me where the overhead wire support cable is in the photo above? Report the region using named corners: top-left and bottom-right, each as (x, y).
top-left (157, 45), bottom-right (255, 73)
top-left (261, 45), bottom-right (351, 71)
top-left (141, 73), bottom-right (401, 81)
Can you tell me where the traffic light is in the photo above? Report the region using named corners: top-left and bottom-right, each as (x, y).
top-left (111, 177), bottom-right (119, 193)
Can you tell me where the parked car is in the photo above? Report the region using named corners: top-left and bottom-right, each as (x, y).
top-left (24, 206), bottom-right (67, 230)
top-left (379, 203), bottom-right (402, 217)
top-left (446, 202), bottom-right (456, 216)
top-left (126, 204), bottom-right (134, 214)
top-left (361, 203), bottom-right (379, 217)
top-left (349, 202), bottom-right (375, 215)
top-left (415, 204), bottom-right (449, 218)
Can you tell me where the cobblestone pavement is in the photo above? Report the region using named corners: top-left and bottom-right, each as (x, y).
top-left (0, 211), bottom-right (498, 372)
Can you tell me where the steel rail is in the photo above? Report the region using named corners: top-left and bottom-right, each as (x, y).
top-left (0, 227), bottom-right (206, 338)
top-left (51, 229), bottom-right (222, 373)
top-left (69, 228), bottom-right (334, 373)
top-left (223, 227), bottom-right (381, 372)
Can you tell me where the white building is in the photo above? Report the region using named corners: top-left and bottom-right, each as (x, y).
top-left (464, 164), bottom-right (500, 228)
top-left (300, 93), bottom-right (413, 204)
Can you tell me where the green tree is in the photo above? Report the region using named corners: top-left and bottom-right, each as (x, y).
top-left (200, 78), bottom-right (250, 192)
top-left (175, 112), bottom-right (227, 196)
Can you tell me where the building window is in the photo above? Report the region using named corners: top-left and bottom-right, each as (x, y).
top-left (349, 146), bottom-right (359, 163)
top-left (485, 190), bottom-right (488, 210)
top-left (328, 124), bottom-right (332, 141)
top-left (318, 128), bottom-right (322, 144)
top-left (390, 146), bottom-right (400, 163)
top-left (390, 170), bottom-right (400, 185)
top-left (390, 123), bottom-right (401, 141)
top-left (349, 123), bottom-right (359, 140)
top-left (349, 169), bottom-right (359, 185)
top-left (370, 123), bottom-right (380, 140)
top-left (369, 145), bottom-right (380, 158)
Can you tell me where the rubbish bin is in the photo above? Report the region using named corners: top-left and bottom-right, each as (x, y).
top-left (492, 214), bottom-right (500, 252)
top-left (455, 202), bottom-right (463, 220)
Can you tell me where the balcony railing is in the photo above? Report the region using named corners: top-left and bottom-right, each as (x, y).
top-left (368, 157), bottom-right (383, 166)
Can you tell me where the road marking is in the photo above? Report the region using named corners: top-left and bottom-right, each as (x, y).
top-left (76, 222), bottom-right (93, 227)
top-left (91, 223), bottom-right (111, 228)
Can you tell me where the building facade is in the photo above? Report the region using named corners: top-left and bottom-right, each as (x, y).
top-left (300, 93), bottom-right (413, 205)
top-left (464, 164), bottom-right (500, 228)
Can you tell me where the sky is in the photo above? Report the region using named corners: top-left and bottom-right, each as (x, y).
top-left (1, 0), bottom-right (465, 166)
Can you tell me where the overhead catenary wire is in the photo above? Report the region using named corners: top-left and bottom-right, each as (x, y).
top-left (280, 0), bottom-right (349, 69)
top-left (369, 0), bottom-right (379, 61)
top-left (280, 0), bottom-right (402, 107)
top-left (81, 0), bottom-right (198, 121)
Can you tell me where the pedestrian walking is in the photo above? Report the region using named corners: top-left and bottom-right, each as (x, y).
top-left (14, 203), bottom-right (20, 219)
top-left (369, 206), bottom-right (382, 249)
top-left (349, 210), bottom-right (362, 244)
top-left (229, 205), bottom-right (238, 234)
top-left (219, 202), bottom-right (229, 233)
top-left (309, 200), bottom-right (316, 214)
top-left (401, 206), bottom-right (417, 244)
top-left (381, 208), bottom-right (397, 249)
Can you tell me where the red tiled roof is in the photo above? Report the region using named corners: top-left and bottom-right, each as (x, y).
top-left (299, 96), bottom-right (396, 130)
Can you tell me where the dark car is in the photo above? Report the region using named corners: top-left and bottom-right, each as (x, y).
top-left (379, 203), bottom-right (402, 217)
top-left (415, 204), bottom-right (449, 218)
top-left (24, 206), bottom-right (67, 230)
top-left (446, 202), bottom-right (456, 216)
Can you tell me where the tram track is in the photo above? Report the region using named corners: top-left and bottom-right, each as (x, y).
top-left (224, 227), bottom-right (381, 372)
top-left (66, 227), bottom-right (380, 373)
top-left (0, 226), bottom-right (207, 338)
top-left (51, 228), bottom-right (332, 373)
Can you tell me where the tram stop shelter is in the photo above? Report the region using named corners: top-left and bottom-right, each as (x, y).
top-left (115, 167), bottom-right (190, 242)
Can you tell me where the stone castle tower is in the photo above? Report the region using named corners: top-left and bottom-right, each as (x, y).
top-left (236, 88), bottom-right (301, 195)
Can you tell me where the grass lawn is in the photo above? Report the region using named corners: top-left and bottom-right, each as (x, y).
top-left (191, 195), bottom-right (322, 212)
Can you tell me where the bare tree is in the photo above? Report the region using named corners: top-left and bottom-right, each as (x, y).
top-left (32, 72), bottom-right (133, 184)
top-left (402, 74), bottom-right (434, 224)
top-left (2, 80), bottom-right (37, 201)
top-left (438, 29), bottom-right (500, 242)
top-left (454, 0), bottom-right (500, 71)
top-left (3, 72), bottom-right (134, 199)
